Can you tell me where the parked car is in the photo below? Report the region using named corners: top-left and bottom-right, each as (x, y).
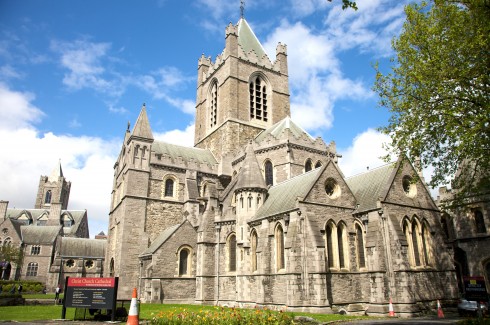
top-left (458, 299), bottom-right (488, 317)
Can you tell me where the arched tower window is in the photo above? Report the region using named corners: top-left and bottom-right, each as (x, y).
top-left (249, 75), bottom-right (268, 122)
top-left (305, 159), bottom-right (312, 173)
top-left (44, 190), bottom-right (52, 204)
top-left (275, 224), bottom-right (285, 270)
top-left (228, 234), bottom-right (237, 272)
top-left (264, 160), bottom-right (273, 186)
top-left (315, 161), bottom-right (322, 168)
top-left (210, 80), bottom-right (218, 128)
top-left (162, 175), bottom-right (178, 199)
top-left (251, 230), bottom-right (258, 272)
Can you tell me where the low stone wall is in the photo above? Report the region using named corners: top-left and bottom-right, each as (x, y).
top-left (0, 297), bottom-right (25, 306)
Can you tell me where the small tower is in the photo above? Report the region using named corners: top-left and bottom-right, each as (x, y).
top-left (35, 160), bottom-right (71, 210)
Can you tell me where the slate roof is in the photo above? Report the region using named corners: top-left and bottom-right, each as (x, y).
top-left (140, 223), bottom-right (181, 256)
top-left (255, 116), bottom-right (314, 143)
top-left (152, 141), bottom-right (218, 165)
top-left (237, 18), bottom-right (267, 59)
top-left (21, 226), bottom-right (61, 244)
top-left (345, 163), bottom-right (395, 213)
top-left (235, 142), bottom-right (268, 191)
top-left (253, 167), bottom-right (323, 220)
top-left (60, 237), bottom-right (106, 258)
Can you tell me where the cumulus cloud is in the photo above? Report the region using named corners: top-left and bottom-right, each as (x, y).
top-left (263, 20), bottom-right (372, 131)
top-left (0, 84), bottom-right (119, 237)
top-left (338, 128), bottom-right (392, 177)
top-left (154, 123), bottom-right (195, 147)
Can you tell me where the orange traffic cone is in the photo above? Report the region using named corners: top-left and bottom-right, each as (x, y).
top-left (437, 300), bottom-right (444, 318)
top-left (127, 288), bottom-right (139, 325)
top-left (388, 297), bottom-right (395, 317)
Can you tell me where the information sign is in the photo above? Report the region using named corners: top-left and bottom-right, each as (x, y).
top-left (64, 277), bottom-right (116, 309)
top-left (463, 276), bottom-right (488, 301)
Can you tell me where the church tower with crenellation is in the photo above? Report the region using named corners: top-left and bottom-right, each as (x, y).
top-left (194, 18), bottom-right (290, 164)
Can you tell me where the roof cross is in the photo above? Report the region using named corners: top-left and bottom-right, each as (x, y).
top-left (240, 0), bottom-right (245, 18)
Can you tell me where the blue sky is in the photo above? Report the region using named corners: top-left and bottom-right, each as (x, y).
top-left (0, 0), bottom-right (426, 237)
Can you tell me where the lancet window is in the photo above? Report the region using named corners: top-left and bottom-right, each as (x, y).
top-left (249, 75), bottom-right (268, 122)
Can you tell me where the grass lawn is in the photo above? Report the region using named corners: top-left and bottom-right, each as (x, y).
top-left (22, 293), bottom-right (64, 300)
top-left (0, 303), bottom-right (367, 323)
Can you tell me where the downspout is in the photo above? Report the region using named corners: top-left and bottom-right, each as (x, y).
top-left (215, 224), bottom-right (221, 305)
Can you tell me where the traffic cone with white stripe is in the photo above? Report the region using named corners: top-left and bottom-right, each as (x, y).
top-left (388, 297), bottom-right (395, 317)
top-left (127, 288), bottom-right (139, 325)
top-left (437, 300), bottom-right (444, 318)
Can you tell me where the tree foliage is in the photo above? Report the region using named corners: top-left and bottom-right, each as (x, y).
top-left (374, 0), bottom-right (490, 198)
top-left (328, 0), bottom-right (358, 10)
top-left (0, 245), bottom-right (24, 266)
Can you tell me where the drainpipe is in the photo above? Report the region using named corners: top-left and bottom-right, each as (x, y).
top-left (215, 224), bottom-right (221, 305)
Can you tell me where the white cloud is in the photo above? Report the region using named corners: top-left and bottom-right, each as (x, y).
top-left (154, 123), bottom-right (195, 147)
top-left (338, 128), bottom-right (392, 177)
top-left (0, 84), bottom-right (44, 130)
top-left (263, 21), bottom-right (372, 131)
top-left (0, 84), bottom-right (119, 237)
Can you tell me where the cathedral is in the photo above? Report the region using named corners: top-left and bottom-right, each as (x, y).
top-left (104, 17), bottom-right (460, 315)
top-left (0, 162), bottom-right (106, 290)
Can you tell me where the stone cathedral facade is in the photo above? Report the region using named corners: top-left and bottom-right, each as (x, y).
top-left (105, 18), bottom-right (459, 316)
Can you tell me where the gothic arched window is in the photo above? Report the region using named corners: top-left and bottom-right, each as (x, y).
top-left (356, 224), bottom-right (366, 269)
top-left (210, 80), bottom-right (218, 128)
top-left (315, 161), bottom-right (322, 168)
top-left (264, 160), bottom-right (273, 186)
top-left (165, 179), bottom-right (174, 197)
top-left (474, 209), bottom-right (486, 233)
top-left (251, 230), bottom-right (258, 272)
top-left (249, 75), bottom-right (268, 122)
top-left (109, 258), bottom-right (115, 277)
top-left (178, 247), bottom-right (191, 276)
top-left (326, 223), bottom-right (335, 268)
top-left (228, 234), bottom-right (237, 272)
top-left (275, 224), bottom-right (285, 270)
top-left (305, 159), bottom-right (312, 173)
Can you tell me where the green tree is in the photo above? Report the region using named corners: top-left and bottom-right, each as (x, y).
top-left (0, 244), bottom-right (24, 266)
top-left (374, 0), bottom-right (490, 198)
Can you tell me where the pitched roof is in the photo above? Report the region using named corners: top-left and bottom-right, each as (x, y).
top-left (254, 116), bottom-right (314, 143)
top-left (140, 223), bottom-right (181, 256)
top-left (60, 237), bottom-right (106, 258)
top-left (237, 18), bottom-right (267, 59)
top-left (21, 226), bottom-right (61, 244)
top-left (152, 141), bottom-right (218, 165)
top-left (131, 104), bottom-right (154, 140)
top-left (235, 142), bottom-right (268, 192)
top-left (345, 163), bottom-right (395, 213)
top-left (253, 167), bottom-right (323, 220)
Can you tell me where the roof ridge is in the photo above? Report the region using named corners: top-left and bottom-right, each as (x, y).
top-left (345, 162), bottom-right (394, 179)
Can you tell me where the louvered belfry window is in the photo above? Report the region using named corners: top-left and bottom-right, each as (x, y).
top-left (210, 81), bottom-right (218, 128)
top-left (249, 76), bottom-right (268, 122)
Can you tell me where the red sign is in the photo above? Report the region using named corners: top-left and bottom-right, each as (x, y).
top-left (67, 277), bottom-right (115, 288)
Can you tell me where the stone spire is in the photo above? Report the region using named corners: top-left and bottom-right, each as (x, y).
top-left (235, 141), bottom-right (268, 192)
top-left (48, 159), bottom-right (64, 182)
top-left (131, 103), bottom-right (154, 141)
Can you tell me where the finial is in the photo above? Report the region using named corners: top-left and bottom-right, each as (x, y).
top-left (240, 0), bottom-right (245, 18)
top-left (143, 102), bottom-right (146, 107)
top-left (127, 121), bottom-right (130, 131)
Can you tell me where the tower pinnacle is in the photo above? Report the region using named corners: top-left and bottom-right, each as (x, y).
top-left (240, 0), bottom-right (244, 18)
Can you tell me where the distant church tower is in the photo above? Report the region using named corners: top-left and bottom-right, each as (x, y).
top-left (194, 18), bottom-right (290, 161)
top-left (35, 160), bottom-right (71, 210)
